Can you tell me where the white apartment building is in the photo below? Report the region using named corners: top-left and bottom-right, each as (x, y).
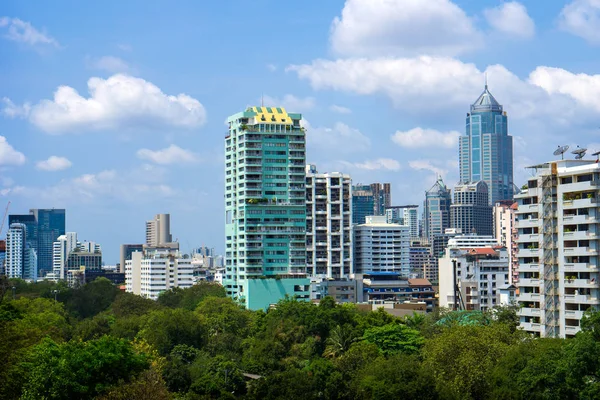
top-left (6, 223), bottom-right (37, 281)
top-left (386, 205), bottom-right (419, 239)
top-left (494, 202), bottom-right (518, 283)
top-left (517, 159), bottom-right (600, 338)
top-left (126, 251), bottom-right (195, 300)
top-left (305, 165), bottom-right (353, 278)
top-left (52, 232), bottom-right (78, 280)
top-left (353, 216), bottom-right (410, 276)
top-left (439, 246), bottom-right (510, 311)
top-left (447, 234), bottom-right (498, 248)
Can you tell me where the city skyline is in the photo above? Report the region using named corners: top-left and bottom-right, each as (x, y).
top-left (3, 0), bottom-right (600, 261)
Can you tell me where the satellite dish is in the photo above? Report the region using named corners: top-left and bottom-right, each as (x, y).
top-left (554, 145), bottom-right (569, 160)
top-left (572, 146), bottom-right (587, 160)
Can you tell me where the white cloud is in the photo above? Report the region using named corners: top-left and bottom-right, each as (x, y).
top-left (136, 144), bottom-right (198, 165)
top-left (304, 120), bottom-right (370, 153)
top-left (353, 158), bottom-right (401, 171)
top-left (529, 66), bottom-right (600, 111)
top-left (0, 17), bottom-right (59, 46)
top-left (0, 136), bottom-right (26, 166)
top-left (559, 0), bottom-right (600, 44)
top-left (409, 159), bottom-right (448, 177)
top-left (2, 97), bottom-right (31, 118)
top-left (36, 156), bottom-right (72, 171)
top-left (86, 56), bottom-right (130, 73)
top-left (28, 74), bottom-right (207, 133)
top-left (391, 127), bottom-right (461, 148)
top-left (330, 104), bottom-right (352, 114)
top-left (330, 0), bottom-right (480, 57)
top-left (484, 2), bottom-right (535, 38)
top-left (262, 94), bottom-right (315, 111)
top-left (266, 64), bottom-right (277, 72)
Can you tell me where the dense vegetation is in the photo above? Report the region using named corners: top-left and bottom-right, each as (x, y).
top-left (2, 276), bottom-right (600, 399)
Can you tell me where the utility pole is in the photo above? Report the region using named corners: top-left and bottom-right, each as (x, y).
top-left (452, 259), bottom-right (458, 311)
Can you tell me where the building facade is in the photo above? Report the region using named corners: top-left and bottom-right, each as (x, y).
top-left (352, 183), bottom-right (391, 225)
top-left (305, 164), bottom-right (353, 278)
top-left (450, 181), bottom-right (493, 236)
top-left (459, 84), bottom-right (514, 205)
top-left (386, 205), bottom-right (419, 238)
top-left (423, 177), bottom-right (451, 241)
top-left (494, 201), bottom-right (518, 283)
top-left (5, 223), bottom-right (37, 281)
top-left (52, 232), bottom-right (78, 279)
top-left (353, 216), bottom-right (410, 276)
top-left (224, 106), bottom-right (309, 310)
top-left (516, 160), bottom-right (600, 338)
top-left (146, 214), bottom-right (172, 247)
top-left (119, 244), bottom-right (144, 273)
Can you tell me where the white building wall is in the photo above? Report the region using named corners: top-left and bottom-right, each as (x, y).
top-left (126, 252), bottom-right (195, 300)
top-left (6, 223), bottom-right (25, 279)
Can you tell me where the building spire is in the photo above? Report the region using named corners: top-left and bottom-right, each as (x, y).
top-left (484, 72), bottom-right (488, 90)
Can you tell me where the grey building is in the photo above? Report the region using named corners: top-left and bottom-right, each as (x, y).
top-left (451, 181), bottom-right (493, 236)
top-left (423, 177), bottom-right (451, 242)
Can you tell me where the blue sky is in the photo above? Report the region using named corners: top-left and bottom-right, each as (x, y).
top-left (2, 0), bottom-right (600, 263)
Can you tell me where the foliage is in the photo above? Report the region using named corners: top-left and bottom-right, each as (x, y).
top-left (363, 323), bottom-right (424, 356)
top-left (157, 282), bottom-right (226, 310)
top-left (137, 308), bottom-right (204, 356)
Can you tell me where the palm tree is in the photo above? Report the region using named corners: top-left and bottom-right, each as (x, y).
top-left (324, 325), bottom-right (356, 358)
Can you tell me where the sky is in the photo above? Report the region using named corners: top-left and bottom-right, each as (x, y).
top-left (2, 0), bottom-right (600, 263)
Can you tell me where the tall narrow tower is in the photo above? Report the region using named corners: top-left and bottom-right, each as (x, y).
top-left (460, 84), bottom-right (514, 205)
top-left (224, 106), bottom-right (310, 310)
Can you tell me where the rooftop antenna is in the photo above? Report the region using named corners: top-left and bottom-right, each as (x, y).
top-left (485, 72), bottom-right (488, 89)
top-left (553, 145), bottom-right (569, 160)
top-left (592, 150), bottom-right (600, 162)
top-left (261, 93), bottom-right (264, 107)
top-left (572, 146), bottom-right (587, 160)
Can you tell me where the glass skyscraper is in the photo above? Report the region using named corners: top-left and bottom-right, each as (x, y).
top-left (423, 177), bottom-right (451, 242)
top-left (459, 84), bottom-right (514, 205)
top-left (351, 183), bottom-right (391, 225)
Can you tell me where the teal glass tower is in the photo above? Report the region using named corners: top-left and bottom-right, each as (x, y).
top-left (224, 107), bottom-right (310, 310)
top-left (460, 84), bottom-right (514, 205)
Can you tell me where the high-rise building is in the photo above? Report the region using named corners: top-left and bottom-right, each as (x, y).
top-left (119, 244), bottom-right (144, 273)
top-left (352, 183), bottom-right (391, 224)
top-left (305, 164), bottom-right (353, 278)
top-left (494, 201), bottom-right (518, 283)
top-left (146, 214), bottom-right (172, 246)
top-left (460, 84), bottom-right (514, 205)
top-left (450, 181), bottom-right (493, 236)
top-left (224, 106), bottom-right (310, 310)
top-left (5, 223), bottom-right (37, 280)
top-left (386, 205), bottom-right (419, 238)
top-left (52, 232), bottom-right (78, 280)
top-left (423, 177), bottom-right (451, 242)
top-left (353, 216), bottom-right (410, 276)
top-left (516, 159), bottom-right (600, 338)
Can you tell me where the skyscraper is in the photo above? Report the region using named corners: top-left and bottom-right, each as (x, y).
top-left (423, 177), bottom-right (451, 242)
top-left (52, 232), bottom-right (78, 279)
top-left (351, 183), bottom-right (391, 224)
top-left (386, 205), bottom-right (419, 238)
top-left (224, 106), bottom-right (310, 310)
top-left (450, 181), bottom-right (493, 236)
top-left (6, 223), bottom-right (37, 280)
top-left (460, 83), bottom-right (514, 205)
top-left (146, 214), bottom-right (172, 246)
top-left (305, 164), bottom-right (353, 279)
top-left (9, 209), bottom-right (65, 276)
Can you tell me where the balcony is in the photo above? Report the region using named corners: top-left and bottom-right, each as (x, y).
top-left (519, 204), bottom-right (539, 213)
top-left (563, 214), bottom-right (598, 224)
top-left (517, 218), bottom-right (539, 229)
top-left (519, 263), bottom-right (540, 272)
top-left (564, 263), bottom-right (599, 272)
top-left (520, 307), bottom-right (541, 317)
top-left (564, 247), bottom-right (598, 257)
top-left (564, 310), bottom-right (585, 320)
top-left (519, 278), bottom-right (541, 287)
top-left (565, 325), bottom-right (581, 335)
top-left (562, 197), bottom-right (599, 209)
top-left (564, 294), bottom-right (599, 304)
top-left (516, 234), bottom-right (540, 243)
top-left (518, 292), bottom-right (541, 302)
top-left (518, 248), bottom-right (540, 258)
top-left (564, 279), bottom-right (598, 289)
top-left (563, 230), bottom-right (595, 240)
top-left (520, 322), bottom-right (541, 332)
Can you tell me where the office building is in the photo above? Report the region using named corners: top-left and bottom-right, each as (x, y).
top-left (311, 278), bottom-right (360, 303)
top-left (52, 232), bottom-right (78, 279)
top-left (126, 250), bottom-right (195, 300)
top-left (224, 106), bottom-right (310, 310)
top-left (494, 201), bottom-right (518, 283)
top-left (5, 223), bottom-right (37, 281)
top-left (516, 159), bottom-right (600, 338)
top-left (119, 244), bottom-right (144, 273)
top-left (451, 181), bottom-right (493, 236)
top-left (353, 216), bottom-right (410, 276)
top-left (460, 83), bottom-right (514, 205)
top-left (386, 205), bottom-right (419, 238)
top-left (409, 245), bottom-right (433, 279)
top-left (423, 177), bottom-right (451, 241)
top-left (9, 209), bottom-right (65, 276)
top-left (305, 164), bottom-right (353, 278)
top-left (66, 244), bottom-right (102, 272)
top-left (439, 246), bottom-right (510, 311)
top-left (0, 240), bottom-right (5, 275)
top-left (146, 214), bottom-right (172, 246)
top-left (352, 183), bottom-right (391, 224)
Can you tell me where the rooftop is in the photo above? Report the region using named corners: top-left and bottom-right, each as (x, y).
top-left (471, 84), bottom-right (503, 113)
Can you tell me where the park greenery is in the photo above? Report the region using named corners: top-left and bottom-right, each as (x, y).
top-left (2, 277), bottom-right (600, 399)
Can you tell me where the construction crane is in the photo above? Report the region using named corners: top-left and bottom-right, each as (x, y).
top-left (0, 201), bottom-right (10, 237)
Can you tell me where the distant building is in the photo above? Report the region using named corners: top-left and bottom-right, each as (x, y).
top-left (119, 244), bottom-right (144, 274)
top-left (494, 201), bottom-right (518, 283)
top-left (352, 183), bottom-right (391, 224)
top-left (423, 177), bottom-right (451, 242)
top-left (146, 214), bottom-right (173, 247)
top-left (409, 245), bottom-right (433, 279)
top-left (310, 278), bottom-right (360, 303)
top-left (5, 223), bottom-right (37, 281)
top-left (451, 181), bottom-right (493, 236)
top-left (305, 164), bottom-right (353, 278)
top-left (386, 205), bottom-right (419, 238)
top-left (353, 216), bottom-right (410, 276)
top-left (52, 233), bottom-right (78, 279)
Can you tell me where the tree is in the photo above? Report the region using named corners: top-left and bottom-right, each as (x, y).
top-left (66, 278), bottom-right (119, 319)
top-left (96, 368), bottom-right (171, 400)
top-left (111, 291), bottom-right (160, 318)
top-left (362, 323), bottom-right (424, 356)
top-left (158, 282), bottom-right (226, 311)
top-left (324, 324), bottom-right (357, 358)
top-left (137, 308), bottom-right (204, 356)
top-left (19, 336), bottom-right (149, 400)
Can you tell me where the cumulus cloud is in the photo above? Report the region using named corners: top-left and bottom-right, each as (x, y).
top-left (330, 104), bottom-right (352, 114)
top-left (409, 159), bottom-right (448, 177)
top-left (484, 2), bottom-right (535, 38)
top-left (304, 121), bottom-right (370, 154)
top-left (27, 74), bottom-right (206, 133)
top-left (559, 0), bottom-right (600, 44)
top-left (0, 17), bottom-right (59, 47)
top-left (0, 136), bottom-right (26, 166)
top-left (86, 56), bottom-right (130, 73)
top-left (262, 94), bottom-right (315, 111)
top-left (2, 97), bottom-right (31, 118)
top-left (36, 156), bottom-right (72, 171)
top-left (391, 127), bottom-right (461, 148)
top-left (529, 66), bottom-right (600, 111)
top-left (137, 144), bottom-right (198, 165)
top-left (330, 0), bottom-right (480, 57)
top-left (353, 158), bottom-right (401, 171)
